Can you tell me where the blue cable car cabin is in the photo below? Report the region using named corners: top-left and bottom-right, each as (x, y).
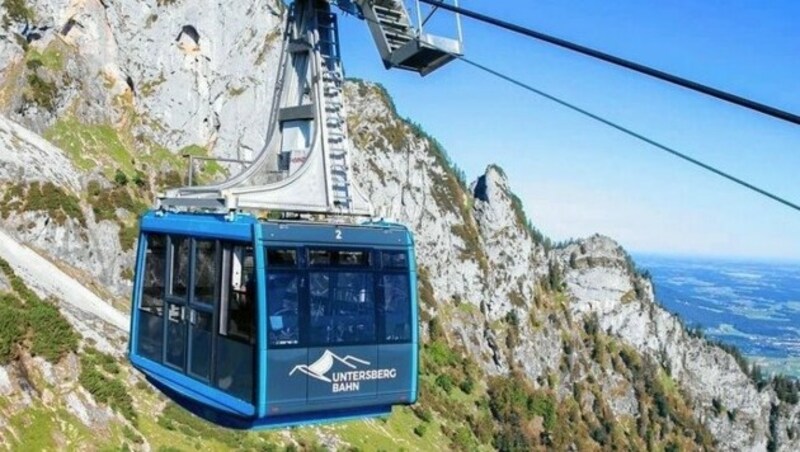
top-left (128, 211), bottom-right (419, 429)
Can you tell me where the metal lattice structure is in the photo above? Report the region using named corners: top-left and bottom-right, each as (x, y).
top-left (159, 0), bottom-right (462, 217)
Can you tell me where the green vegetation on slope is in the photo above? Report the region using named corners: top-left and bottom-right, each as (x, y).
top-left (79, 347), bottom-right (137, 424)
top-left (0, 257), bottom-right (78, 364)
top-left (1, 181), bottom-right (86, 227)
top-left (2, 0), bottom-right (34, 25)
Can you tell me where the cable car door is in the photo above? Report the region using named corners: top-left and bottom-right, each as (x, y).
top-left (186, 239), bottom-right (217, 382)
top-left (164, 237), bottom-right (216, 380)
top-left (164, 237), bottom-right (190, 371)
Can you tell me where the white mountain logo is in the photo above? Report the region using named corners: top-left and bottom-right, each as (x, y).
top-left (289, 350), bottom-right (398, 393)
top-left (289, 350), bottom-right (370, 383)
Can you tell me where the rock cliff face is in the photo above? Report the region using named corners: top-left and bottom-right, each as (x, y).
top-left (0, 1), bottom-right (798, 450)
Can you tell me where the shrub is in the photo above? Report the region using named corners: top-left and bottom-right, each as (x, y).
top-left (28, 297), bottom-right (79, 361)
top-left (413, 423), bottom-right (427, 437)
top-left (0, 260), bottom-right (77, 364)
top-left (0, 294), bottom-right (24, 364)
top-left (8, 182), bottom-right (86, 226)
top-left (133, 171), bottom-right (147, 188)
top-left (412, 406), bottom-right (433, 423)
top-left (79, 362), bottom-right (137, 423)
top-left (435, 374), bottom-right (454, 394)
top-left (2, 0), bottom-right (34, 23)
top-left (114, 169), bottom-right (129, 186)
top-left (24, 73), bottom-right (57, 112)
top-left (459, 375), bottom-right (475, 395)
top-left (425, 340), bottom-right (459, 370)
top-left (773, 375), bottom-right (799, 405)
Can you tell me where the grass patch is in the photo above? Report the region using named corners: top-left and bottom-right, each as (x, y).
top-left (0, 258), bottom-right (79, 364)
top-left (8, 405), bottom-right (56, 451)
top-left (1, 181), bottom-right (86, 226)
top-left (44, 117), bottom-right (135, 175)
top-left (27, 45), bottom-right (65, 71)
top-left (79, 353), bottom-right (137, 424)
top-left (2, 0), bottom-right (34, 24)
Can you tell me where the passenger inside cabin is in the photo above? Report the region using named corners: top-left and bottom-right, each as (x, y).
top-left (268, 274), bottom-right (300, 345)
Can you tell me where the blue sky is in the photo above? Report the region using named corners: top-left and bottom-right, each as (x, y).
top-left (335, 0), bottom-right (800, 260)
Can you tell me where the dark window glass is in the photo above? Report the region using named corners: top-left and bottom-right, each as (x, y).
top-left (267, 273), bottom-right (300, 346)
top-left (189, 310), bottom-right (213, 380)
top-left (216, 244), bottom-right (255, 403)
top-left (216, 336), bottom-right (254, 402)
top-left (141, 235), bottom-right (166, 313)
top-left (338, 250), bottom-right (369, 266)
top-left (310, 272), bottom-right (375, 345)
top-left (224, 246), bottom-right (255, 343)
top-left (165, 303), bottom-right (185, 368)
top-left (267, 248), bottom-right (297, 267)
top-left (137, 234), bottom-right (166, 362)
top-left (381, 274), bottom-right (412, 342)
top-left (309, 249), bottom-right (332, 266)
top-left (309, 249), bottom-right (370, 267)
top-left (170, 237), bottom-right (190, 300)
top-left (382, 251), bottom-right (408, 269)
top-left (194, 240), bottom-right (217, 305)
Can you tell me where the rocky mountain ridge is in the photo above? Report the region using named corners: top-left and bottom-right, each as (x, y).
top-left (0, 0), bottom-right (798, 450)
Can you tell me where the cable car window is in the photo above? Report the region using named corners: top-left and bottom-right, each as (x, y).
top-left (338, 250), bottom-right (370, 266)
top-left (189, 310), bottom-right (213, 380)
top-left (193, 240), bottom-right (217, 305)
top-left (309, 249), bottom-right (370, 266)
top-left (138, 234), bottom-right (166, 362)
top-left (224, 246), bottom-right (255, 343)
top-left (309, 249), bottom-right (332, 266)
top-left (170, 237), bottom-right (190, 300)
top-left (309, 272), bottom-right (375, 345)
top-left (267, 248), bottom-right (297, 267)
top-left (141, 235), bottom-right (166, 314)
top-left (381, 274), bottom-right (412, 342)
top-left (216, 244), bottom-right (255, 403)
top-left (382, 251), bottom-right (408, 269)
top-left (267, 273), bottom-right (300, 346)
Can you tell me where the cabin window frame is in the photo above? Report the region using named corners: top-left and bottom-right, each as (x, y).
top-left (136, 233), bottom-right (168, 363)
top-left (265, 247), bottom-right (413, 350)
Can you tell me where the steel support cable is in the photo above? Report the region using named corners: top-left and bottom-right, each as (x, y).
top-left (418, 0), bottom-right (800, 126)
top-left (457, 56), bottom-right (800, 213)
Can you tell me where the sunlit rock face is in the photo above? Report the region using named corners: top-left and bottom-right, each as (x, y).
top-left (1, 0), bottom-right (285, 159)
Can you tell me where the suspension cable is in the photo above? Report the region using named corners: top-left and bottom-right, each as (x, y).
top-left (418, 0), bottom-right (800, 126)
top-left (457, 56), bottom-right (800, 213)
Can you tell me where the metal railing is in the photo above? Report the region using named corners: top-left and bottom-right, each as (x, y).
top-left (183, 155), bottom-right (253, 187)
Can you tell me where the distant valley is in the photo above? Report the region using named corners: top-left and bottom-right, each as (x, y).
top-left (637, 254), bottom-right (800, 377)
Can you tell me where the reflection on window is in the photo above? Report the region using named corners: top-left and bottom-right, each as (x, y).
top-left (216, 243), bottom-right (255, 402)
top-left (141, 234), bottom-right (166, 314)
top-left (165, 303), bottom-right (185, 368)
top-left (382, 274), bottom-right (411, 342)
top-left (267, 273), bottom-right (299, 346)
top-left (189, 310), bottom-right (213, 380)
top-left (309, 249), bottom-right (370, 267)
top-left (309, 249), bottom-right (332, 266)
top-left (267, 248), bottom-right (297, 267)
top-left (225, 246), bottom-right (255, 343)
top-left (171, 237), bottom-right (190, 299)
top-left (382, 251), bottom-right (408, 269)
top-left (310, 272), bottom-right (375, 345)
top-left (138, 234), bottom-right (166, 362)
top-left (194, 240), bottom-right (217, 305)
top-left (338, 250), bottom-right (369, 266)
